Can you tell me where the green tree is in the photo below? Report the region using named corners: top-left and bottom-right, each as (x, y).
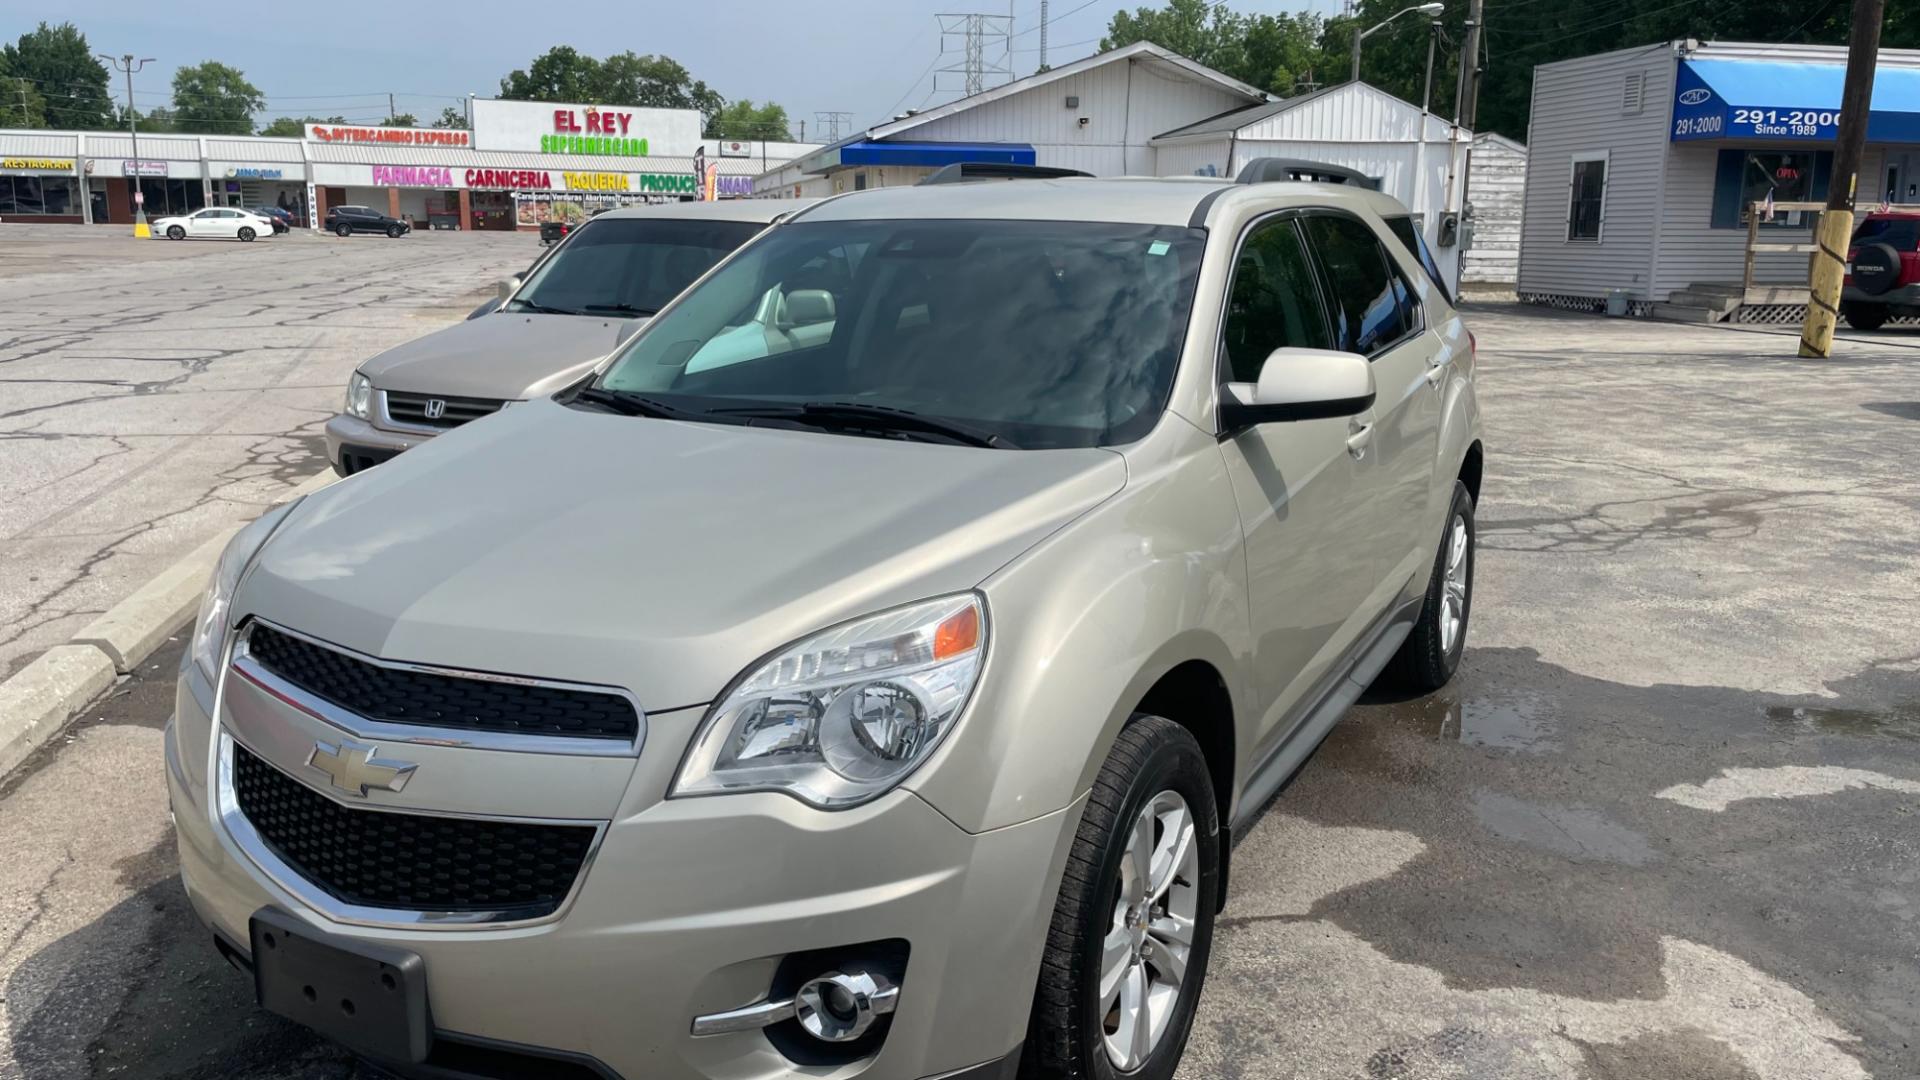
top-left (1102, 1), bottom-right (1326, 97)
top-left (432, 105), bottom-right (468, 129)
top-left (169, 60), bottom-right (263, 133)
top-left (383, 111), bottom-right (418, 127)
top-left (0, 70), bottom-right (49, 127)
top-left (499, 46), bottom-right (728, 131)
top-left (707, 98), bottom-right (790, 140)
top-left (258, 114), bottom-right (346, 137)
top-left (1, 22), bottom-right (113, 129)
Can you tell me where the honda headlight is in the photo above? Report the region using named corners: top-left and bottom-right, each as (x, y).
top-left (344, 372), bottom-right (373, 419)
top-left (189, 501), bottom-right (299, 683)
top-left (673, 593), bottom-right (986, 810)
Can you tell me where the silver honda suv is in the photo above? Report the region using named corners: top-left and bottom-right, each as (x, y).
top-left (167, 162), bottom-right (1483, 1080)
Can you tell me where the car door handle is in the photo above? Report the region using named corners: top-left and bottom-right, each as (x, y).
top-left (1424, 359), bottom-right (1449, 387)
top-left (1346, 418), bottom-right (1374, 459)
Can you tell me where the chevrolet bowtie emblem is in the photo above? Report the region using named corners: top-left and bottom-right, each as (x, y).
top-left (306, 739), bottom-right (417, 797)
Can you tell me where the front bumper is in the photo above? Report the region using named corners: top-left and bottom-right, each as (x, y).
top-left (323, 413), bottom-right (429, 473)
top-left (166, 664), bottom-right (1073, 1080)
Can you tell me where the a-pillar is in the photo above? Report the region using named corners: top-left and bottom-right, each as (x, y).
top-left (457, 188), bottom-right (472, 230)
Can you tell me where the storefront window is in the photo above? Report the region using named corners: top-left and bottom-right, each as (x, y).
top-left (1740, 151), bottom-right (1815, 226)
top-left (0, 175), bottom-right (80, 216)
top-left (135, 178), bottom-right (205, 217)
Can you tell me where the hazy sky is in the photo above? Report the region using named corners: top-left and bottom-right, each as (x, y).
top-left (6, 0), bottom-right (1341, 137)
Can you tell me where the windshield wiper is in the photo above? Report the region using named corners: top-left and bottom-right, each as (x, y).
top-left (508, 300), bottom-right (583, 316)
top-left (579, 303), bottom-right (656, 317)
top-left (572, 387), bottom-right (722, 421)
top-left (711, 401), bottom-right (1017, 449)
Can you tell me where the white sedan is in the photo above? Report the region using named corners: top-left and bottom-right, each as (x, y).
top-left (152, 207), bottom-right (277, 242)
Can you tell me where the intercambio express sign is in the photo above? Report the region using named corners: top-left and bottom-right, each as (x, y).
top-left (469, 98), bottom-right (704, 158)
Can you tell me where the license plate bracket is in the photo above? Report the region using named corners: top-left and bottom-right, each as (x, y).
top-left (250, 908), bottom-right (431, 1063)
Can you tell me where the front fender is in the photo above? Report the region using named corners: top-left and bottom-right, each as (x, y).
top-left (907, 417), bottom-right (1251, 834)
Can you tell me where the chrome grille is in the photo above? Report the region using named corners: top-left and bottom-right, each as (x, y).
top-left (384, 391), bottom-right (504, 429)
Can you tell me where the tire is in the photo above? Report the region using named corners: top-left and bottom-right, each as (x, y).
top-left (1385, 480), bottom-right (1475, 692)
top-left (1842, 302), bottom-right (1890, 331)
top-left (238, 227), bottom-right (255, 242)
top-left (1023, 715), bottom-right (1219, 1080)
top-left (387, 224), bottom-right (403, 238)
top-left (166, 225), bottom-right (185, 240)
top-left (334, 223), bottom-right (352, 238)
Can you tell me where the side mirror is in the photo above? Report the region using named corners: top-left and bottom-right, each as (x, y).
top-left (1219, 348), bottom-right (1375, 433)
top-left (785, 288), bottom-right (836, 326)
top-left (496, 275), bottom-right (522, 301)
top-left (466, 298), bottom-right (500, 321)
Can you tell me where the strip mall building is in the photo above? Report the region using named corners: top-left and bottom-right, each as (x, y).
top-left (0, 97), bottom-right (815, 231)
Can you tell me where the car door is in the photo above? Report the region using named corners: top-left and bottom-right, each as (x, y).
top-left (188, 209), bottom-right (224, 237)
top-left (1299, 211), bottom-right (1444, 617)
top-left (1213, 211), bottom-right (1385, 756)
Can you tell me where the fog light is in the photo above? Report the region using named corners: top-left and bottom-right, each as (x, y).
top-left (794, 971), bottom-right (896, 1043)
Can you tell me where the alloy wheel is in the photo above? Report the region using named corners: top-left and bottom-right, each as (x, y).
top-left (1100, 789), bottom-right (1198, 1071)
top-left (1438, 513), bottom-right (1469, 653)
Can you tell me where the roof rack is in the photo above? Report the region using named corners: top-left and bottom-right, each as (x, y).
top-left (917, 162), bottom-right (1093, 185)
top-left (1236, 158), bottom-right (1380, 190)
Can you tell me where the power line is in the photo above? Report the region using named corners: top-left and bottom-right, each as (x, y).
top-left (1010, 0), bottom-right (1102, 39)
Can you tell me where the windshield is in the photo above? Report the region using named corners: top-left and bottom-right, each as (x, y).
top-left (509, 216), bottom-right (765, 317)
top-left (594, 219), bottom-right (1205, 448)
top-left (1852, 217), bottom-right (1919, 249)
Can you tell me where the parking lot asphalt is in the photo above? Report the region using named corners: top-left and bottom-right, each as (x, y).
top-left (0, 225), bottom-right (534, 682)
top-left (0, 302), bottom-right (1916, 1079)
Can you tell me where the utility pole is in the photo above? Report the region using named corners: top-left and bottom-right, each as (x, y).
top-left (99, 54), bottom-right (157, 238)
top-left (1799, 0), bottom-right (1886, 358)
top-left (1455, 0), bottom-right (1485, 129)
top-left (1039, 0), bottom-right (1049, 72)
top-left (388, 92), bottom-right (396, 124)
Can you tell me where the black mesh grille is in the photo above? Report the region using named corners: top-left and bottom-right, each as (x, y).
top-left (233, 743), bottom-right (595, 916)
top-left (245, 625), bottom-right (639, 740)
top-left (385, 391), bottom-right (503, 429)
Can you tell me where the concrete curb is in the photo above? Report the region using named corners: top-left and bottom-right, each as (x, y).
top-left (0, 469), bottom-right (338, 779)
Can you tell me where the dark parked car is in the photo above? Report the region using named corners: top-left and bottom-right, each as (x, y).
top-left (248, 206), bottom-right (293, 234)
top-left (539, 219), bottom-right (573, 245)
top-left (324, 205), bottom-right (411, 238)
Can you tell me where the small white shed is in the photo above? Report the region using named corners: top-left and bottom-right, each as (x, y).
top-left (1463, 132), bottom-right (1527, 285)
top-left (1150, 81), bottom-right (1473, 289)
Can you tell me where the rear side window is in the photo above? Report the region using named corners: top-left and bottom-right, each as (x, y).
top-left (1221, 216), bottom-right (1332, 383)
top-left (1383, 215), bottom-right (1453, 305)
top-left (1302, 215), bottom-right (1422, 357)
top-left (1853, 218), bottom-right (1920, 249)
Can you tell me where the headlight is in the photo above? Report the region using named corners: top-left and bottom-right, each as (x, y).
top-left (673, 593), bottom-right (986, 810)
top-left (189, 500), bottom-right (299, 683)
top-left (344, 372), bottom-right (373, 419)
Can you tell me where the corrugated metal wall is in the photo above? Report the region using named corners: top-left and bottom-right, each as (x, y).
top-left (82, 134), bottom-right (206, 159)
top-left (1153, 138), bottom-right (1231, 178)
top-left (899, 55), bottom-right (1252, 176)
top-left (205, 138), bottom-right (306, 163)
top-left (1463, 134), bottom-right (1526, 284)
top-left (0, 132), bottom-right (79, 156)
top-left (1515, 45), bottom-right (1675, 300)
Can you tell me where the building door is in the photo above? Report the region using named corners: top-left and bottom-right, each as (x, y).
top-left (1887, 152), bottom-right (1918, 205)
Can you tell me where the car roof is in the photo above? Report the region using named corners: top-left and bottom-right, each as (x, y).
top-left (790, 176), bottom-right (1412, 229)
top-left (591, 198), bottom-right (818, 224)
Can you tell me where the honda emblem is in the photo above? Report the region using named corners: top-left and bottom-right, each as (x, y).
top-left (423, 398), bottom-right (446, 420)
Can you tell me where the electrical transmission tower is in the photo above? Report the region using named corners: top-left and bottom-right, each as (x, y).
top-left (1038, 0), bottom-right (1049, 71)
top-left (936, 13), bottom-right (1013, 97)
top-left (813, 111), bottom-right (854, 142)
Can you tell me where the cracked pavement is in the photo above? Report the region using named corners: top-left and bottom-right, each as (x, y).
top-left (0, 304), bottom-right (1917, 1079)
top-left (0, 224), bottom-right (533, 681)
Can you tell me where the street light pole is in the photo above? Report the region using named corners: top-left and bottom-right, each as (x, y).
top-left (99, 53), bottom-right (157, 238)
top-left (1352, 2), bottom-right (1446, 84)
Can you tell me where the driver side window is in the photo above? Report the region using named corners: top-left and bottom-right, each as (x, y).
top-left (1221, 216), bottom-right (1333, 384)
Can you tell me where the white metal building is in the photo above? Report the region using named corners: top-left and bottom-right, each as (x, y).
top-left (756, 43), bottom-right (1268, 197)
top-left (1516, 40), bottom-right (1920, 319)
top-left (1149, 81), bottom-right (1473, 288)
top-left (1462, 132), bottom-right (1527, 285)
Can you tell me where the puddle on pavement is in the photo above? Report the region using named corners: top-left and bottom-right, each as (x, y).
top-left (1473, 790), bottom-right (1659, 866)
top-left (1765, 701), bottom-right (1920, 740)
top-left (1376, 690), bottom-right (1560, 753)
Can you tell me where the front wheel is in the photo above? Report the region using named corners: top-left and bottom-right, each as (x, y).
top-left (1841, 302), bottom-right (1890, 331)
top-left (237, 227), bottom-right (255, 242)
top-left (166, 225), bottom-right (185, 240)
top-left (1385, 479), bottom-right (1475, 691)
top-left (387, 224), bottom-right (404, 238)
top-left (1023, 715), bottom-right (1218, 1080)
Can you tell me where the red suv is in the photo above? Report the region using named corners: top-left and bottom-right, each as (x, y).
top-left (1842, 211), bottom-right (1920, 330)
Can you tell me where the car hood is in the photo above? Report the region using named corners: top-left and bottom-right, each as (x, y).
top-left (357, 312), bottom-right (645, 400)
top-left (238, 398), bottom-right (1125, 710)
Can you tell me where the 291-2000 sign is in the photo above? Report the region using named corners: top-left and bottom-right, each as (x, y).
top-left (1733, 108), bottom-right (1840, 137)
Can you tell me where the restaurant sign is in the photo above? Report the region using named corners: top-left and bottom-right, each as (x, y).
top-left (0, 157), bottom-right (72, 171)
top-left (563, 171), bottom-right (629, 191)
top-left (374, 165), bottom-right (456, 187)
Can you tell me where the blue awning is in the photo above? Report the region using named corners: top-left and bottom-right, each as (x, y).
top-left (1672, 59), bottom-right (1920, 143)
top-left (811, 140), bottom-right (1036, 171)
